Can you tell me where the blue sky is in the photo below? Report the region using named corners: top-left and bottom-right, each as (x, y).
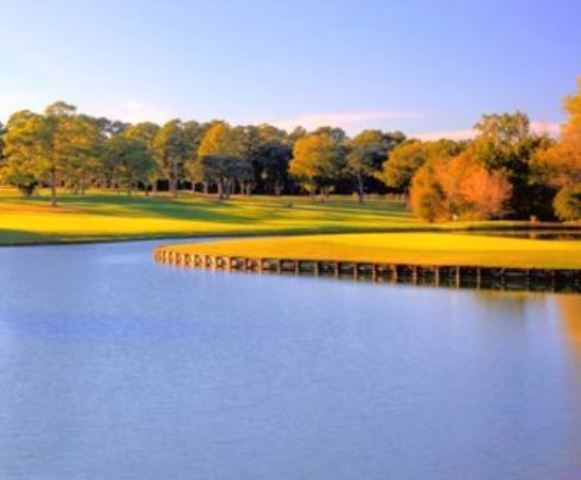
top-left (0, 0), bottom-right (579, 138)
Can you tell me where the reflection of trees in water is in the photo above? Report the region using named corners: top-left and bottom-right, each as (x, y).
top-left (557, 295), bottom-right (581, 348)
top-left (473, 290), bottom-right (547, 317)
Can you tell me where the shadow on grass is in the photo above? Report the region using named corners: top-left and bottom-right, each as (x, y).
top-left (16, 194), bottom-right (262, 224)
top-left (0, 229), bottom-right (62, 245)
top-left (15, 193), bottom-right (411, 225)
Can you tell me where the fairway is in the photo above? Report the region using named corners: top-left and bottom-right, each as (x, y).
top-left (1, 189), bottom-right (579, 269)
top-left (163, 232), bottom-right (581, 270)
top-left (0, 190), bottom-right (419, 244)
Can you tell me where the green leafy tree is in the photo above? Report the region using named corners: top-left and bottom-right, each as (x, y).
top-left (107, 135), bottom-right (155, 196)
top-left (181, 120), bottom-right (205, 193)
top-left (290, 130), bottom-right (347, 200)
top-left (234, 124), bottom-right (290, 195)
top-left (471, 111), bottom-right (549, 217)
top-left (125, 122), bottom-right (161, 195)
top-left (256, 141), bottom-right (292, 195)
top-left (2, 101), bottom-right (89, 205)
top-left (347, 130), bottom-right (405, 202)
top-left (197, 122), bottom-right (246, 198)
top-left (61, 114), bottom-right (105, 194)
top-left (381, 139), bottom-right (460, 193)
top-left (153, 120), bottom-right (188, 198)
top-left (1, 111), bottom-right (40, 196)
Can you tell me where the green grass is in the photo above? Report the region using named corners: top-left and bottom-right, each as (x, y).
top-left (0, 188), bottom-right (542, 245)
top-left (1, 188), bottom-right (579, 269)
top-left (163, 232), bottom-right (581, 270)
top-left (0, 189), bottom-right (417, 244)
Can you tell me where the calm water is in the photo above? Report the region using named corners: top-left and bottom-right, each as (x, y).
top-left (0, 240), bottom-right (580, 480)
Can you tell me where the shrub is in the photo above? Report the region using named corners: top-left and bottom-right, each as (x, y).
top-left (553, 184), bottom-right (581, 221)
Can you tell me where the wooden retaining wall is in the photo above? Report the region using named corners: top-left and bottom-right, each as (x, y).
top-left (153, 247), bottom-right (581, 293)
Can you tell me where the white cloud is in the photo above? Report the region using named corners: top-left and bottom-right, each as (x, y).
top-left (272, 111), bottom-right (424, 133)
top-left (0, 96), bottom-right (175, 125)
top-left (82, 100), bottom-right (174, 124)
top-left (529, 121), bottom-right (561, 137)
top-left (414, 128), bottom-right (476, 141)
top-left (413, 121), bottom-right (561, 141)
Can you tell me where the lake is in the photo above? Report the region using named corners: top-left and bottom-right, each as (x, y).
top-left (0, 240), bottom-right (580, 480)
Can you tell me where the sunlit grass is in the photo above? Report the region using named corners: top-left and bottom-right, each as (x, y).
top-left (0, 187), bottom-right (531, 245)
top-left (165, 233), bottom-right (581, 269)
top-left (1, 188), bottom-right (578, 270)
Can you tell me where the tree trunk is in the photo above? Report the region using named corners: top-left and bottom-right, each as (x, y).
top-left (310, 189), bottom-right (316, 202)
top-left (274, 183), bottom-right (282, 196)
top-left (172, 161), bottom-right (178, 198)
top-left (49, 168), bottom-right (57, 207)
top-left (203, 182), bottom-right (209, 195)
top-left (191, 181), bottom-right (196, 194)
top-left (170, 177), bottom-right (177, 198)
top-left (217, 180), bottom-right (224, 200)
top-left (356, 173), bottom-right (365, 204)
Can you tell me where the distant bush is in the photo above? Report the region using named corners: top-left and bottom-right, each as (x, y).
top-left (409, 154), bottom-right (511, 222)
top-left (553, 184), bottom-right (581, 221)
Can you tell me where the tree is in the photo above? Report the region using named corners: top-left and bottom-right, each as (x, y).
top-left (2, 102), bottom-right (86, 206)
top-left (153, 120), bottom-right (188, 198)
top-left (290, 131), bottom-right (346, 200)
top-left (347, 130), bottom-right (405, 202)
top-left (234, 124), bottom-right (290, 195)
top-left (256, 141), bottom-right (292, 195)
top-left (181, 120), bottom-right (205, 193)
top-left (125, 122), bottom-right (161, 195)
top-left (0, 121), bottom-right (5, 164)
top-left (409, 154), bottom-right (511, 222)
top-left (436, 153), bottom-right (512, 220)
top-left (381, 139), bottom-right (460, 192)
top-left (61, 114), bottom-right (105, 194)
top-left (409, 164), bottom-right (446, 222)
top-left (532, 77), bottom-right (581, 219)
top-left (1, 111), bottom-right (40, 196)
top-left (197, 122), bottom-right (246, 198)
top-left (471, 111), bottom-right (548, 217)
top-left (107, 135), bottom-right (155, 196)
top-left (533, 76), bottom-right (581, 188)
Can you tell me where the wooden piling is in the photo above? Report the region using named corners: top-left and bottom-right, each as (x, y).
top-left (153, 247), bottom-right (579, 293)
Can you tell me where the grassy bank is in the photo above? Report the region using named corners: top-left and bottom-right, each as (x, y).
top-left (162, 233), bottom-right (581, 270)
top-left (0, 189), bottom-right (556, 246)
top-left (1, 189), bottom-right (579, 270)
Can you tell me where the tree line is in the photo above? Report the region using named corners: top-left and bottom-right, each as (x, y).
top-left (0, 78), bottom-right (579, 220)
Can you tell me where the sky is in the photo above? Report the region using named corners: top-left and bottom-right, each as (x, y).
top-left (0, 0), bottom-right (579, 138)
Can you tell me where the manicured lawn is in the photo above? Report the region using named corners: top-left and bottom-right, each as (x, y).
top-left (164, 232), bottom-right (581, 269)
top-left (1, 189), bottom-right (579, 269)
top-left (0, 189), bottom-right (419, 244)
top-left (0, 188), bottom-right (538, 245)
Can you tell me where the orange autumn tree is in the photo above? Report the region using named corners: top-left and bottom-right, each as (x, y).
top-left (533, 77), bottom-right (581, 220)
top-left (410, 153), bottom-right (511, 222)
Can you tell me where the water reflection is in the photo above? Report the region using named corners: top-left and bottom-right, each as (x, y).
top-left (558, 296), bottom-right (581, 348)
